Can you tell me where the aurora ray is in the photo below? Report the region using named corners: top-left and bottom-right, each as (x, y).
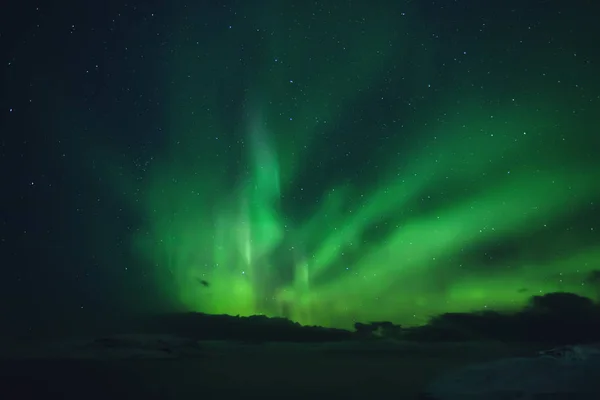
top-left (56, 1), bottom-right (599, 329)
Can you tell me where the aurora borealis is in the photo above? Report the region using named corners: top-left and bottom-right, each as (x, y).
top-left (4, 1), bottom-right (600, 330)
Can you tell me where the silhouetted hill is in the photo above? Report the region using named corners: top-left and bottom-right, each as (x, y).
top-left (132, 292), bottom-right (600, 345)
top-left (9, 291), bottom-right (598, 345)
top-left (403, 292), bottom-right (600, 345)
top-left (142, 312), bottom-right (354, 343)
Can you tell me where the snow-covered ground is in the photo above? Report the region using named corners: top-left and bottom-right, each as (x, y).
top-left (425, 344), bottom-right (600, 399)
top-left (1, 335), bottom-right (599, 399)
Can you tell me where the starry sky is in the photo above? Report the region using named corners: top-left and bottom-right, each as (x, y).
top-left (2, 0), bottom-right (599, 332)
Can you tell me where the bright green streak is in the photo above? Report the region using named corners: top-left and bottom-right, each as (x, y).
top-left (94, 3), bottom-right (600, 329)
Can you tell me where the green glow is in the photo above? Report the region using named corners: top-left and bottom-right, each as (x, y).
top-left (128, 96), bottom-right (598, 328)
top-left (84, 3), bottom-right (599, 329)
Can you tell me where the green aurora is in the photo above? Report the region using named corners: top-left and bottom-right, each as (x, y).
top-left (74, 2), bottom-right (599, 329)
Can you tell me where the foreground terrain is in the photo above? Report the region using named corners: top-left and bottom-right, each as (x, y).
top-left (0, 337), bottom-right (537, 399)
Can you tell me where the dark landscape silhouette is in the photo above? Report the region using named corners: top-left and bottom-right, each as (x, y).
top-left (124, 291), bottom-right (600, 346)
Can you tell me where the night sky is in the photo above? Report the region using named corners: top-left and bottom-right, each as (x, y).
top-left (2, 0), bottom-right (599, 332)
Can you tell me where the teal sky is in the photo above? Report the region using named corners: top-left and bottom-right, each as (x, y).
top-left (6, 1), bottom-right (599, 330)
top-left (129, 1), bottom-right (599, 327)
